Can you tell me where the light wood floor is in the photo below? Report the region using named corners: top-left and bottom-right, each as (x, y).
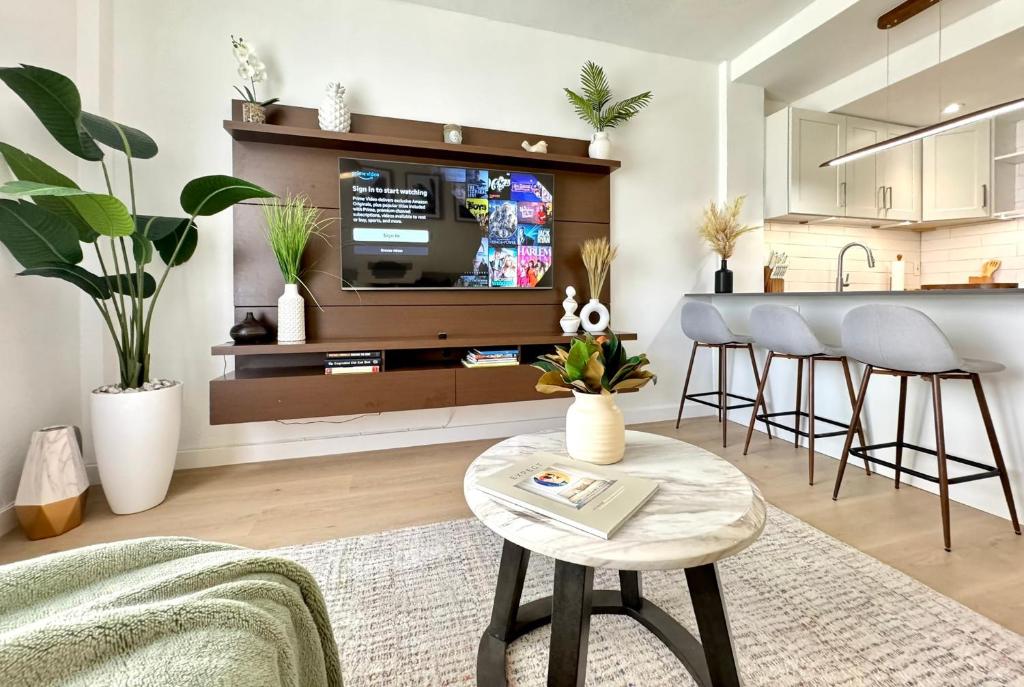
top-left (1, 416), bottom-right (1021, 634)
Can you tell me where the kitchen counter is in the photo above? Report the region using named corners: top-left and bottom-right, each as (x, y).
top-left (686, 288), bottom-right (1024, 297)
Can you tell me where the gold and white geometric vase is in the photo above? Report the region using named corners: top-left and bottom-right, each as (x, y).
top-left (15, 425), bottom-right (89, 540)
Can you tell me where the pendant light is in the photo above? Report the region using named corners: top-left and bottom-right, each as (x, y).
top-left (819, 0), bottom-right (1021, 168)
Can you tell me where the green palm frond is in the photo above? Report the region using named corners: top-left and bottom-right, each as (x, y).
top-left (579, 61), bottom-right (611, 111)
top-left (602, 91), bottom-right (654, 129)
top-left (565, 61), bottom-right (652, 131)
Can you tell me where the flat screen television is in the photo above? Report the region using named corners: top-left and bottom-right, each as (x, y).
top-left (338, 157), bottom-right (554, 289)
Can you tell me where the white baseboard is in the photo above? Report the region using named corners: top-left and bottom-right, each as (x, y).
top-left (0, 503), bottom-right (17, 537)
top-left (166, 402), bottom-right (693, 472)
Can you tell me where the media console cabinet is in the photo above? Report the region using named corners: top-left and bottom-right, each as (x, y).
top-left (210, 101), bottom-right (622, 425)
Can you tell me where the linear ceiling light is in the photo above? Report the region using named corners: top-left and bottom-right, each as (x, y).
top-left (820, 96), bottom-right (1024, 167)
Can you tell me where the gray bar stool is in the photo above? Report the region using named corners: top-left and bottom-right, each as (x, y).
top-left (742, 304), bottom-right (871, 485)
top-left (677, 301), bottom-right (772, 448)
top-left (833, 304), bottom-right (1021, 551)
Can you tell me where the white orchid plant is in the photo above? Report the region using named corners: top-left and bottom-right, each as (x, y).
top-left (231, 35), bottom-right (278, 107)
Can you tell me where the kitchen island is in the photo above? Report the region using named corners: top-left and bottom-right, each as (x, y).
top-left (684, 289), bottom-right (1024, 521)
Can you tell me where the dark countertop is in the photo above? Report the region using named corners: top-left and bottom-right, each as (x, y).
top-left (686, 288), bottom-right (1024, 297)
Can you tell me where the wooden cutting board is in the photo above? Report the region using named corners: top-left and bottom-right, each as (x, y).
top-left (920, 283), bottom-right (1019, 290)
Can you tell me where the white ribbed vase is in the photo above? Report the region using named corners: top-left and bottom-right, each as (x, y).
top-left (565, 391), bottom-right (625, 465)
top-left (277, 283), bottom-right (306, 344)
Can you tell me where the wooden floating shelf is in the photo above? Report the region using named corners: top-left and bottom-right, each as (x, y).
top-left (212, 331), bottom-right (637, 357)
top-left (223, 120), bottom-right (621, 174)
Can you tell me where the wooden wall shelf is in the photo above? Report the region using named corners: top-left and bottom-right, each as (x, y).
top-left (224, 121), bottom-right (621, 174)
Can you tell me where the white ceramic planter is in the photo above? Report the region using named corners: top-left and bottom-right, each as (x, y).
top-left (91, 382), bottom-right (182, 514)
top-left (277, 283), bottom-right (306, 344)
top-left (565, 391), bottom-right (625, 465)
top-left (589, 131), bottom-right (612, 159)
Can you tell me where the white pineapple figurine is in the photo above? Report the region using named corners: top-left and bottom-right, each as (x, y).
top-left (318, 82), bottom-right (351, 133)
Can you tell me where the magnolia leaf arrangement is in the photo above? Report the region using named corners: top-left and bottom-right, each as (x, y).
top-left (261, 193), bottom-right (330, 293)
top-left (580, 237), bottom-right (617, 300)
top-left (231, 35), bottom-right (278, 106)
top-left (533, 332), bottom-right (655, 395)
top-left (697, 195), bottom-right (757, 260)
top-left (0, 64), bottom-right (274, 388)
top-left (564, 61), bottom-right (653, 132)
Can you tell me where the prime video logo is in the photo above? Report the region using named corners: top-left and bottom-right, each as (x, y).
top-left (355, 169), bottom-right (381, 182)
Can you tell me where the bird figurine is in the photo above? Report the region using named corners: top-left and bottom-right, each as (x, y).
top-left (521, 139), bottom-right (548, 154)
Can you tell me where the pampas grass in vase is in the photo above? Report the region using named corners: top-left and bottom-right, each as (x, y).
top-left (579, 237), bottom-right (618, 333)
top-left (698, 195), bottom-right (756, 293)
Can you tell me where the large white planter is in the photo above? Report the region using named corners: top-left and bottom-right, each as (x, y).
top-left (565, 391), bottom-right (625, 465)
top-left (91, 382), bottom-right (182, 514)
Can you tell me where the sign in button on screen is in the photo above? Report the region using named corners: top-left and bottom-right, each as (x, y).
top-left (353, 228), bottom-right (429, 243)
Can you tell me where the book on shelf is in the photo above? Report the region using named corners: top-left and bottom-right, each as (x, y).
top-left (325, 350), bottom-right (382, 359)
top-left (326, 357), bottom-right (382, 367)
top-left (463, 347), bottom-right (518, 368)
top-left (467, 348), bottom-right (518, 359)
top-left (324, 365), bottom-right (380, 375)
top-left (461, 358), bottom-right (519, 368)
top-left (474, 455), bottom-right (659, 539)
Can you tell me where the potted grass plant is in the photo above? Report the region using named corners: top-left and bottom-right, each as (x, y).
top-left (0, 64), bottom-right (273, 514)
top-left (698, 195), bottom-right (757, 294)
top-left (564, 61), bottom-right (653, 159)
top-left (261, 194), bottom-right (329, 343)
top-left (533, 332), bottom-right (655, 464)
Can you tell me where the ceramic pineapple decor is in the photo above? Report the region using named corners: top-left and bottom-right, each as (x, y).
top-left (318, 82), bottom-right (351, 133)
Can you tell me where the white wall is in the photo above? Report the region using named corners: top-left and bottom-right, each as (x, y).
top-left (70, 0), bottom-right (726, 469)
top-left (0, 4), bottom-right (84, 527)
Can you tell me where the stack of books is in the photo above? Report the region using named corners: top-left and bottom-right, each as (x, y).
top-left (324, 350), bottom-right (382, 375)
top-left (462, 348), bottom-right (519, 368)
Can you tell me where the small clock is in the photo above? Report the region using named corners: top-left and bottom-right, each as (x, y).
top-left (443, 124), bottom-right (463, 145)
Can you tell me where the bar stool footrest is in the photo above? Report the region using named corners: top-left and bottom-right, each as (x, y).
top-left (754, 411), bottom-right (850, 439)
top-left (686, 391), bottom-right (757, 412)
top-left (849, 442), bottom-right (1002, 485)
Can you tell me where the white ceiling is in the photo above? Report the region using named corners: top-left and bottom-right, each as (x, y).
top-left (396, 0), bottom-right (816, 62)
top-left (840, 26), bottom-right (1024, 126)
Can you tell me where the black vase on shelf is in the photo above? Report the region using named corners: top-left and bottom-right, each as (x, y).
top-left (714, 259), bottom-right (733, 294)
top-left (230, 312), bottom-right (270, 344)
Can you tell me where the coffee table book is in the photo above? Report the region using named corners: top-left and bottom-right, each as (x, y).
top-left (475, 454), bottom-right (658, 539)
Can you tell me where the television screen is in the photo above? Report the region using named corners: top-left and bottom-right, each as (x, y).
top-left (339, 158), bottom-right (554, 289)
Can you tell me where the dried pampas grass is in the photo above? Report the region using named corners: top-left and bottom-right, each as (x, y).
top-left (698, 196), bottom-right (757, 259)
top-left (580, 237), bottom-right (617, 300)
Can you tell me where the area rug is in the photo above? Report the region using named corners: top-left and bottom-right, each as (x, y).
top-left (275, 505), bottom-right (1024, 686)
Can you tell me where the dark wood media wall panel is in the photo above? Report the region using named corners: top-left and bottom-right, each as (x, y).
top-left (212, 101), bottom-right (625, 424)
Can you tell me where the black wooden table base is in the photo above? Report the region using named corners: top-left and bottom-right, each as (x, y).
top-left (478, 539), bottom-right (742, 687)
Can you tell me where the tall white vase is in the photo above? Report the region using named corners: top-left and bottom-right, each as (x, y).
top-left (566, 392), bottom-right (625, 464)
top-left (589, 131), bottom-right (612, 159)
top-left (278, 283), bottom-right (306, 344)
top-left (92, 382), bottom-right (182, 514)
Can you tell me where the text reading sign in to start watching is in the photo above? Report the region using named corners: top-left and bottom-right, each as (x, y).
top-left (353, 228), bottom-right (430, 243)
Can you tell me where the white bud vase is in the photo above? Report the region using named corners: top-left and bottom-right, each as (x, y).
top-left (580, 298), bottom-right (610, 334)
top-left (277, 283), bottom-right (306, 344)
top-left (566, 392), bottom-right (625, 465)
top-left (589, 131), bottom-right (612, 159)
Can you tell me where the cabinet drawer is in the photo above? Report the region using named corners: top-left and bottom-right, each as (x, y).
top-left (455, 364), bottom-right (568, 406)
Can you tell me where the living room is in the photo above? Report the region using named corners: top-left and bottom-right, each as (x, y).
top-left (1, 1), bottom-right (1022, 685)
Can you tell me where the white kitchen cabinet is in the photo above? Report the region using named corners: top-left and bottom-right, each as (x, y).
top-left (923, 120), bottom-right (991, 221)
top-left (766, 108), bottom-right (846, 218)
top-left (845, 117), bottom-right (885, 219)
top-left (879, 123), bottom-right (921, 222)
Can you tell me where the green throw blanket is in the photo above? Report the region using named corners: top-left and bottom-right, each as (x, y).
top-left (0, 537), bottom-right (342, 687)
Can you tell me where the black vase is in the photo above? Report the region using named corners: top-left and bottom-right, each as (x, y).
top-left (714, 259), bottom-right (733, 294)
top-left (230, 312), bottom-right (270, 344)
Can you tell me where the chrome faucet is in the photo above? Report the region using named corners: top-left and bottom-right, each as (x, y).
top-left (836, 242), bottom-right (876, 292)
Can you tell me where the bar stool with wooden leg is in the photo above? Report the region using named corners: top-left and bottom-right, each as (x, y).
top-left (833, 304), bottom-right (1021, 552)
top-left (742, 304), bottom-right (871, 485)
top-left (676, 301), bottom-right (772, 448)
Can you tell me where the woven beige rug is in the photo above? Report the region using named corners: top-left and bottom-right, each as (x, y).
top-left (277, 505), bottom-right (1024, 686)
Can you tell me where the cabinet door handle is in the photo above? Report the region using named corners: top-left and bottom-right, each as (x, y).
top-left (982, 184), bottom-right (988, 209)
top-left (887, 186), bottom-right (893, 210)
top-left (878, 186), bottom-right (885, 211)
top-left (839, 182), bottom-right (847, 208)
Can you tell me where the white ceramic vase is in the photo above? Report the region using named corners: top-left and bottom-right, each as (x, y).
top-left (580, 298), bottom-right (610, 333)
top-left (91, 382), bottom-right (182, 514)
top-left (566, 391), bottom-right (625, 465)
top-left (277, 283), bottom-right (306, 344)
top-left (317, 81), bottom-right (351, 133)
top-left (589, 131), bottom-right (612, 159)
top-left (15, 425), bottom-right (89, 539)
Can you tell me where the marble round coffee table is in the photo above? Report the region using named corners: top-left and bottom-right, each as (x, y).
top-left (464, 430), bottom-right (766, 687)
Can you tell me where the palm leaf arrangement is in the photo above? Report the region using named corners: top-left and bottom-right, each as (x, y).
top-left (564, 61), bottom-right (653, 132)
top-left (533, 332), bottom-right (656, 395)
top-left (697, 195), bottom-right (757, 260)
